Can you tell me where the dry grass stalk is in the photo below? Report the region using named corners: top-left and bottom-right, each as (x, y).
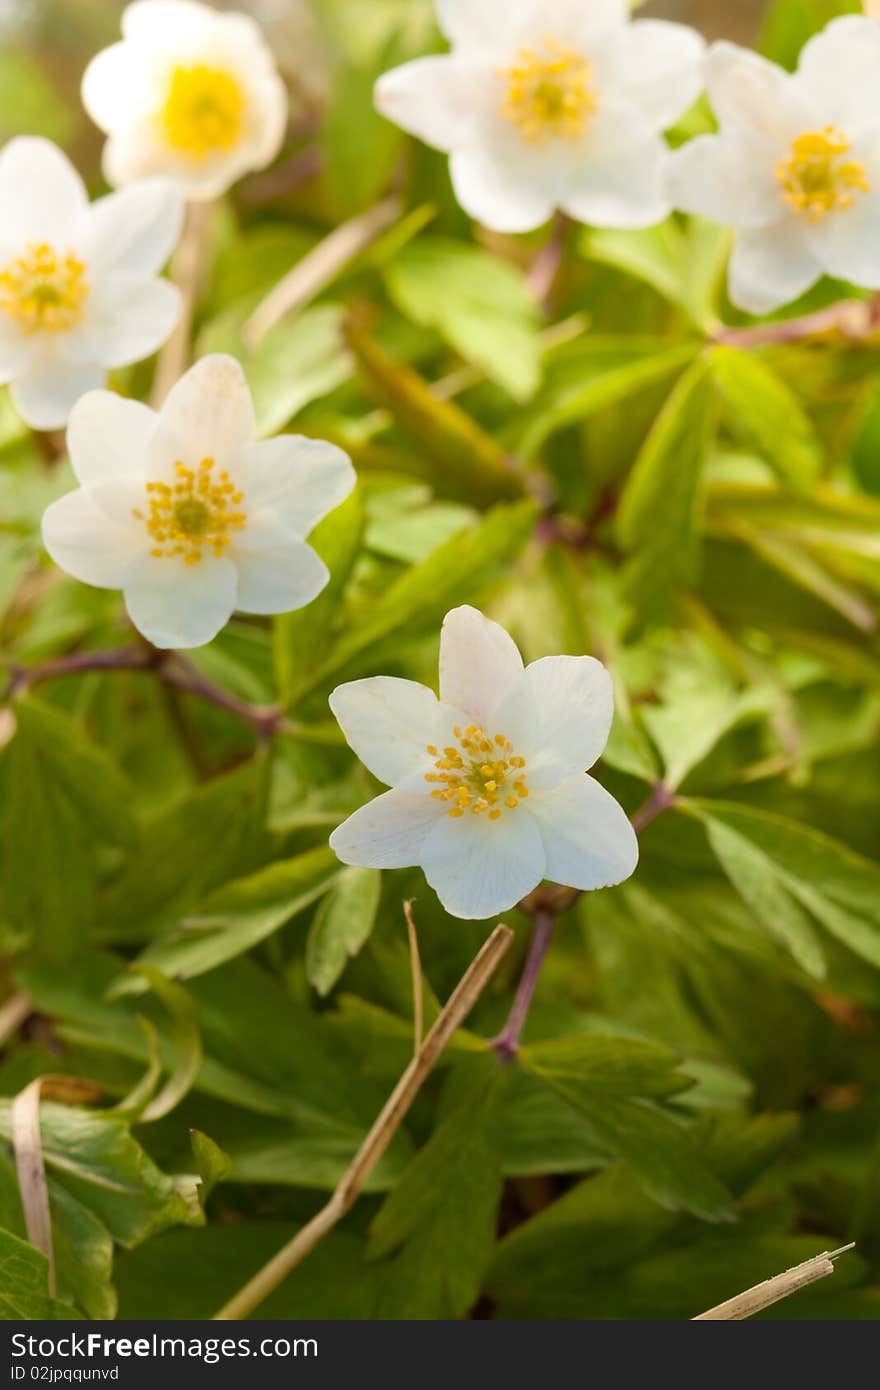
top-left (693, 1244), bottom-right (855, 1320)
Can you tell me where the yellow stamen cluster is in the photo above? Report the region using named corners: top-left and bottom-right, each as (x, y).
top-left (133, 457), bottom-right (246, 566)
top-left (0, 243), bottom-right (88, 335)
top-left (425, 726), bottom-right (529, 823)
top-left (776, 127), bottom-right (870, 222)
top-left (160, 64), bottom-right (245, 157)
top-left (501, 36), bottom-right (596, 145)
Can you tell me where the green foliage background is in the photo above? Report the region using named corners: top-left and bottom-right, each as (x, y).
top-left (1, 0), bottom-right (880, 1320)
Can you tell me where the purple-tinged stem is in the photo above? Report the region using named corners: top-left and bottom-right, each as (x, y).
top-left (490, 907), bottom-right (556, 1061)
top-left (489, 781), bottom-right (675, 1061)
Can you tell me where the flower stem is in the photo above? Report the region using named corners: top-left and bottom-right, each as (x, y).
top-left (713, 293), bottom-right (880, 349)
top-left (4, 644), bottom-right (285, 740)
top-left (151, 199), bottom-right (215, 407)
top-left (489, 780), bottom-right (675, 1061)
top-left (490, 906), bottom-right (556, 1061)
top-left (526, 211), bottom-right (571, 313)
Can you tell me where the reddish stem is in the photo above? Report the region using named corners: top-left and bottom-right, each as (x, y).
top-left (489, 780), bottom-right (674, 1060)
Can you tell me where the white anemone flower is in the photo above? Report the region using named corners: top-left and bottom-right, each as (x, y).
top-left (0, 137), bottom-right (182, 430)
top-left (374, 0), bottom-right (705, 233)
top-left (667, 18), bottom-right (880, 314)
top-left (329, 606), bottom-right (638, 920)
top-left (82, 0), bottom-right (288, 200)
top-left (41, 355), bottom-right (355, 649)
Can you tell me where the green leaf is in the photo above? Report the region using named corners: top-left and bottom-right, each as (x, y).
top-left (199, 303), bottom-right (351, 437)
top-left (686, 800), bottom-right (880, 969)
top-left (118, 968), bottom-right (203, 1122)
top-left (366, 1063), bottom-right (505, 1318)
top-left (344, 310), bottom-right (524, 505)
top-left (322, 45), bottom-right (405, 217)
top-left (521, 1034), bottom-right (736, 1222)
top-left (711, 347), bottom-right (821, 493)
top-left (189, 1130), bottom-right (232, 1202)
top-left (0, 1102), bottom-right (199, 1249)
top-left (306, 866), bottom-right (382, 996)
top-left (96, 757), bottom-right (268, 943)
top-left (297, 499), bottom-right (539, 694)
top-left (130, 847), bottom-right (341, 982)
top-left (0, 1227), bottom-right (78, 1319)
top-left (1, 697), bottom-right (137, 960)
top-left (517, 339), bottom-right (698, 459)
top-left (582, 218), bottom-right (728, 330)
top-left (385, 237), bottom-right (541, 401)
top-left (274, 488), bottom-right (365, 703)
top-left (617, 356), bottom-right (717, 624)
top-left (702, 816), bottom-right (826, 978)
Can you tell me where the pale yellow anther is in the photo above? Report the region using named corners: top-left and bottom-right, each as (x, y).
top-left (776, 126), bottom-right (870, 222)
top-left (424, 724), bottom-right (529, 824)
top-left (133, 454), bottom-right (247, 565)
top-left (160, 64), bottom-right (245, 158)
top-left (500, 36), bottom-right (596, 146)
top-left (0, 242), bottom-right (89, 335)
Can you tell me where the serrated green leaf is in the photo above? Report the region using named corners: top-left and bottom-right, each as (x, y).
top-left (0, 1227), bottom-right (78, 1319)
top-left (711, 347), bottom-right (821, 493)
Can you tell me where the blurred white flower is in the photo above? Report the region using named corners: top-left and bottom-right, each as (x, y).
top-left (329, 605), bottom-right (638, 920)
top-left (42, 354), bottom-right (355, 649)
top-left (82, 0), bottom-right (288, 200)
top-left (0, 137), bottom-right (181, 430)
top-left (667, 18), bottom-right (880, 314)
top-left (374, 0), bottom-right (704, 233)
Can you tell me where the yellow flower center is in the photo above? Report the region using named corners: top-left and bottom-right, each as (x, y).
top-left (501, 36), bottom-right (596, 145)
top-left (775, 127), bottom-right (870, 222)
top-left (160, 64), bottom-right (245, 157)
top-left (0, 243), bottom-right (88, 335)
top-left (424, 725), bottom-right (529, 823)
top-left (133, 457), bottom-right (247, 566)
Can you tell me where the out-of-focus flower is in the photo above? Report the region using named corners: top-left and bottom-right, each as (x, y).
top-left (667, 18), bottom-right (880, 314)
top-left (374, 0), bottom-right (704, 233)
top-left (0, 137), bottom-right (181, 429)
top-left (82, 0), bottom-right (288, 200)
top-left (41, 354), bottom-right (355, 649)
top-left (328, 605), bottom-right (638, 919)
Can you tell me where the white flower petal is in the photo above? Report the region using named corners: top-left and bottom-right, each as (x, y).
top-left (493, 656), bottom-right (614, 789)
top-left (529, 773), bottom-right (638, 892)
top-left (375, 56), bottom-right (495, 153)
top-left (234, 537), bottom-right (328, 615)
top-left (420, 807), bottom-right (546, 919)
top-left (75, 273), bottom-right (180, 369)
top-left (66, 390), bottom-right (159, 487)
top-left (705, 42), bottom-right (812, 144)
top-left (450, 134), bottom-right (561, 232)
top-left (10, 357), bottom-right (104, 431)
top-left (238, 436), bottom-right (355, 540)
top-left (0, 319), bottom-right (37, 383)
top-left (436, 0), bottom-right (541, 48)
top-left (607, 20), bottom-right (706, 131)
top-left (157, 354), bottom-right (255, 465)
top-left (0, 139), bottom-right (88, 253)
top-left (123, 553), bottom-right (237, 648)
top-left (794, 16), bottom-right (880, 131)
top-left (666, 131), bottom-right (783, 229)
top-left (329, 677), bottom-right (441, 788)
top-left (84, 179), bottom-right (183, 275)
top-left (81, 41), bottom-right (155, 134)
top-left (562, 110), bottom-right (670, 229)
top-left (330, 789), bottom-right (446, 870)
top-left (439, 605), bottom-right (524, 729)
top-left (805, 190), bottom-right (880, 288)
top-left (42, 488), bottom-right (142, 589)
top-left (728, 220), bottom-right (820, 314)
